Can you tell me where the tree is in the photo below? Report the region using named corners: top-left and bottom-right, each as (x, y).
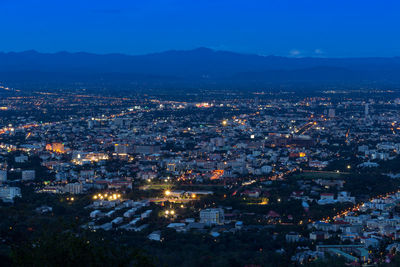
top-left (11, 232), bottom-right (155, 267)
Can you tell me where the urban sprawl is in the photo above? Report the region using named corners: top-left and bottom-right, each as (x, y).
top-left (1, 88), bottom-right (400, 266)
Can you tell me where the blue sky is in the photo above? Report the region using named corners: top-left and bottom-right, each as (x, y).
top-left (1, 0), bottom-right (399, 57)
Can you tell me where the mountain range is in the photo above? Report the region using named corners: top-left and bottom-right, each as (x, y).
top-left (1, 47), bottom-right (400, 89)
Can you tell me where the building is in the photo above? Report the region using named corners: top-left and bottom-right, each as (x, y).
top-left (0, 186), bottom-right (21, 202)
top-left (111, 217), bottom-right (123, 225)
top-left (310, 231), bottom-right (331, 241)
top-left (80, 169), bottom-right (94, 179)
top-left (318, 193), bottom-right (336, 205)
top-left (46, 142), bottom-right (65, 153)
top-left (286, 232), bottom-right (302, 243)
top-left (64, 182), bottom-right (83, 194)
top-left (261, 165), bottom-right (272, 174)
top-left (15, 155), bottom-right (28, 163)
top-left (114, 144), bottom-right (130, 155)
top-left (0, 170), bottom-right (7, 182)
top-left (200, 208), bottom-right (224, 225)
top-left (37, 185), bottom-right (62, 194)
top-left (22, 170), bottom-right (35, 181)
top-left (167, 163), bottom-right (176, 172)
top-left (337, 191), bottom-right (355, 204)
top-left (148, 231), bottom-right (161, 241)
top-left (90, 210), bottom-right (103, 218)
top-left (328, 108), bottom-right (335, 118)
top-left (134, 145), bottom-right (161, 154)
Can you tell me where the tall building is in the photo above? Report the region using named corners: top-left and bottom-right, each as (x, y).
top-left (200, 208), bottom-right (224, 225)
top-left (365, 103), bottom-right (369, 118)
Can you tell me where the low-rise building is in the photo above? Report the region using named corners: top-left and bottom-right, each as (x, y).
top-left (0, 186), bottom-right (21, 202)
top-left (200, 208), bottom-right (224, 225)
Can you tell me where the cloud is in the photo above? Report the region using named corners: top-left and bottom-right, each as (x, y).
top-left (314, 48), bottom-right (324, 55)
top-left (289, 49), bottom-right (301, 56)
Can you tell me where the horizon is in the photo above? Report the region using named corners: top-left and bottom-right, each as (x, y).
top-left (1, 0), bottom-right (400, 57)
top-left (2, 47), bottom-right (400, 59)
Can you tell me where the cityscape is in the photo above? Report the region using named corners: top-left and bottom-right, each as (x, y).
top-left (2, 1), bottom-right (400, 266)
top-left (1, 88), bottom-right (400, 266)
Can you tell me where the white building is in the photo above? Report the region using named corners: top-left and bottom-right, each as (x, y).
top-left (123, 208), bottom-right (137, 218)
top-left (64, 182), bottom-right (83, 194)
top-left (200, 208), bottom-right (224, 225)
top-left (111, 217), bottom-right (123, 225)
top-left (0, 186), bottom-right (21, 202)
top-left (328, 108), bottom-right (335, 118)
top-left (22, 170), bottom-right (35, 181)
top-left (141, 210), bottom-right (152, 219)
top-left (114, 144), bottom-right (130, 155)
top-left (261, 165), bottom-right (272, 174)
top-left (337, 191), bottom-right (355, 204)
top-left (286, 232), bottom-right (301, 243)
top-left (317, 193), bottom-right (336, 205)
top-left (15, 155), bottom-right (28, 163)
top-left (0, 170), bottom-right (7, 182)
top-left (90, 210), bottom-right (103, 218)
top-left (148, 231), bottom-right (161, 241)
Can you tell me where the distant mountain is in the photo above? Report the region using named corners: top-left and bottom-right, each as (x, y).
top-left (1, 48), bottom-right (400, 89)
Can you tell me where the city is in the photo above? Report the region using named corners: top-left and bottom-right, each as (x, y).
top-left (1, 88), bottom-right (400, 265)
top-left (2, 0), bottom-right (400, 266)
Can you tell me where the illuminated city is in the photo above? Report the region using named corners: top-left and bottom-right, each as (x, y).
top-left (2, 1), bottom-right (400, 266)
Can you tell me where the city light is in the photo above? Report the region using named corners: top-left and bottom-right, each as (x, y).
top-left (2, 54), bottom-right (399, 265)
top-left (164, 209), bottom-right (175, 216)
top-left (93, 193), bottom-right (121, 201)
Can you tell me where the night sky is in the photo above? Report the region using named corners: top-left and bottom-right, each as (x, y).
top-left (1, 0), bottom-right (399, 57)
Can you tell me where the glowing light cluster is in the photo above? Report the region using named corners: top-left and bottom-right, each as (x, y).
top-left (93, 192), bottom-right (121, 201)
